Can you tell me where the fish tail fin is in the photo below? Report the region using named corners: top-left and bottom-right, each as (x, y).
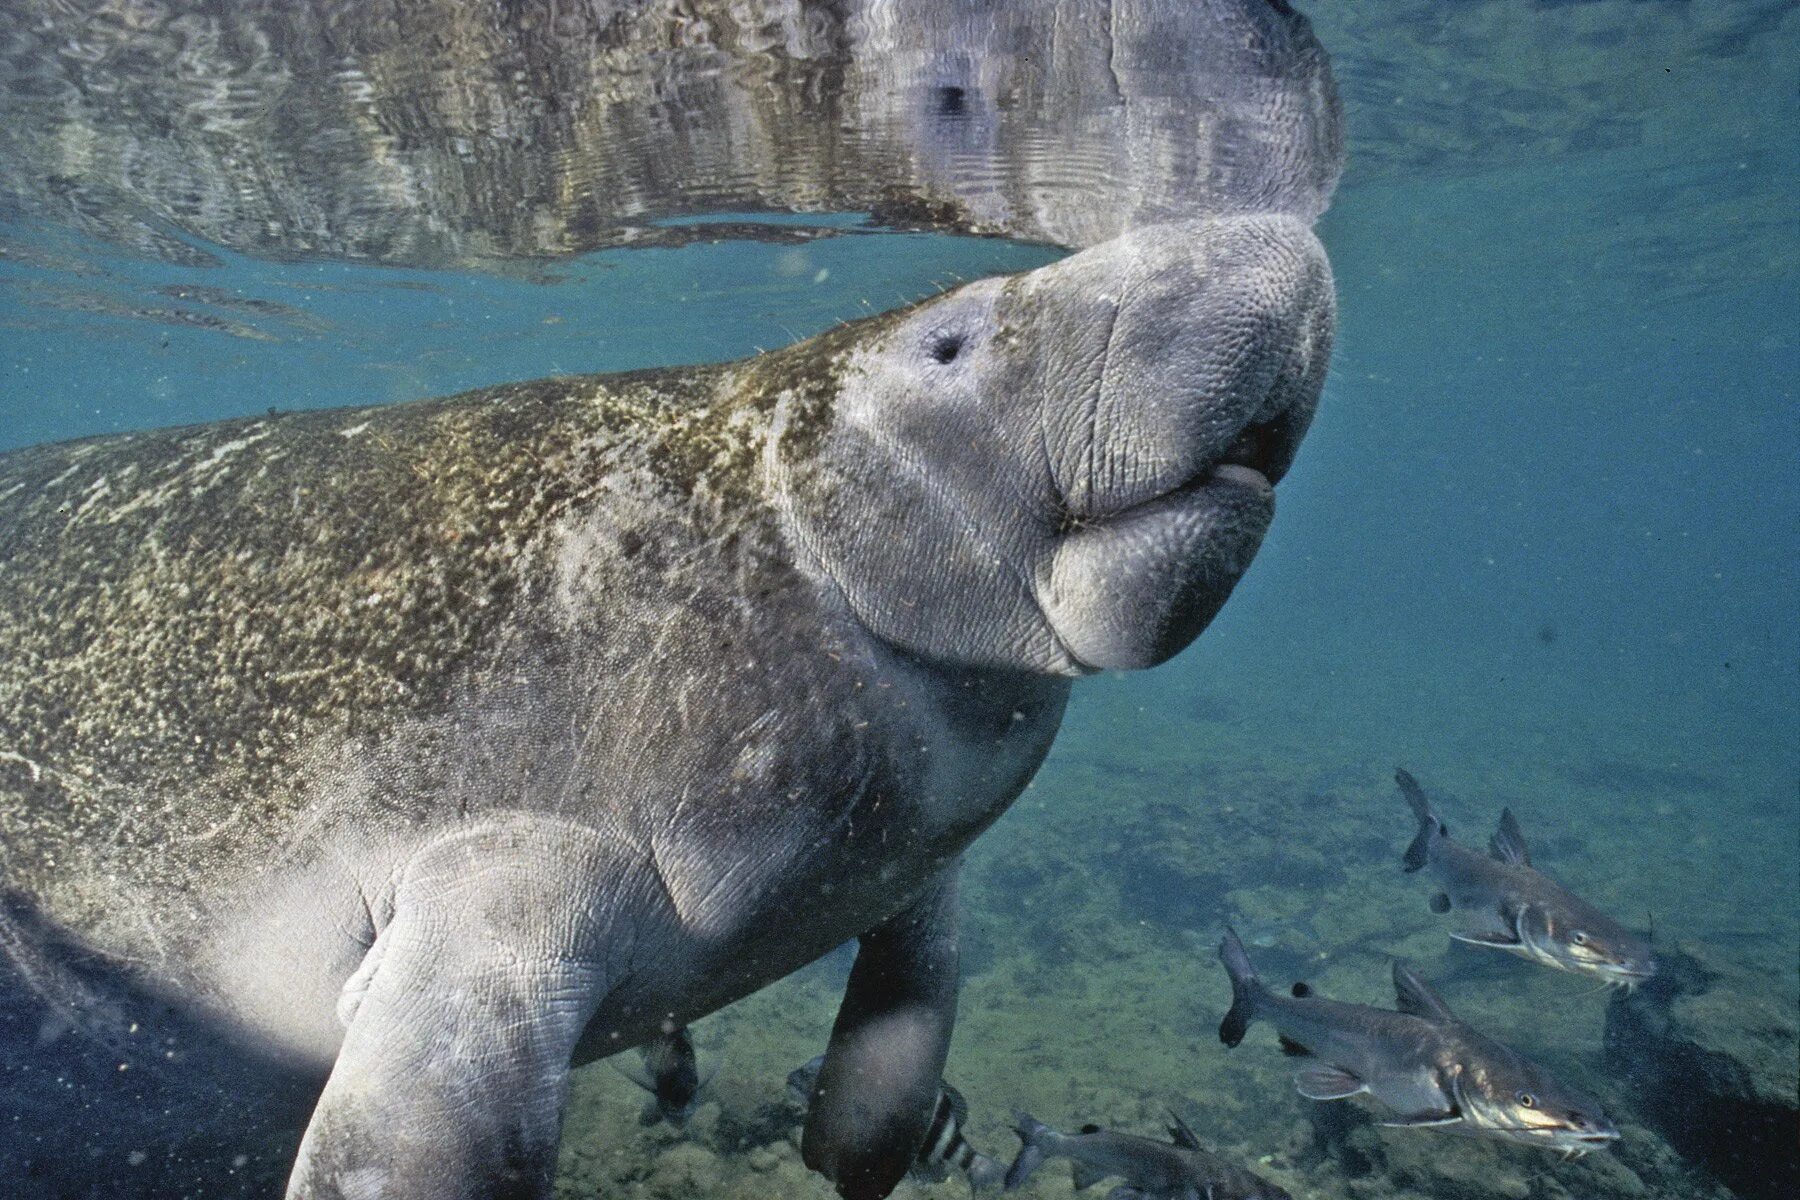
top-left (1218, 926), bottom-right (1264, 1048)
top-left (1003, 1112), bottom-right (1056, 1192)
top-left (1395, 767), bottom-right (1443, 872)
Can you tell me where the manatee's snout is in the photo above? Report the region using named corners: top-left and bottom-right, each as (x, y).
top-left (1051, 214), bottom-right (1332, 517)
top-left (1032, 215), bottom-right (1335, 671)
top-left (771, 214), bottom-right (1334, 677)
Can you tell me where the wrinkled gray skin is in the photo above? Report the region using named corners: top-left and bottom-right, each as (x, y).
top-left (1217, 930), bottom-right (1620, 1156)
top-left (0, 216), bottom-right (1331, 1200)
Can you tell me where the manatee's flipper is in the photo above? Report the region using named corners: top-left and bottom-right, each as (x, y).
top-left (802, 868), bottom-right (961, 1200)
top-left (287, 822), bottom-right (614, 1200)
top-left (1294, 1065), bottom-right (1366, 1101)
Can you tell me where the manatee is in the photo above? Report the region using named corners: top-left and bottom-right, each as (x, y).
top-left (0, 214), bottom-right (1334, 1199)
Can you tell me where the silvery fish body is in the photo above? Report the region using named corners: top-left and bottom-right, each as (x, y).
top-left (1004, 1111), bottom-right (1292, 1199)
top-left (1396, 768), bottom-right (1656, 986)
top-left (1217, 929), bottom-right (1619, 1156)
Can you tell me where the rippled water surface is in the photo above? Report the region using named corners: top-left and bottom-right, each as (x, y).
top-left (1, 2), bottom-right (1794, 1199)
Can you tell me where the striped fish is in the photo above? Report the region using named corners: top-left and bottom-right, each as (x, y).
top-left (786, 1057), bottom-right (1003, 1192)
top-left (915, 1082), bottom-right (1005, 1192)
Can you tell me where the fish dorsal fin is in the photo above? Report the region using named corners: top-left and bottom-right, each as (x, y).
top-left (941, 1082), bottom-right (968, 1126)
top-left (1167, 1111), bottom-right (1203, 1150)
top-left (1489, 808), bottom-right (1532, 866)
top-left (1392, 960), bottom-right (1457, 1023)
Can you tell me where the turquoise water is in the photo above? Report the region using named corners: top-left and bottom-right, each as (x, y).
top-left (1, 3), bottom-right (1795, 1199)
top-left (0, 217), bottom-right (1060, 451)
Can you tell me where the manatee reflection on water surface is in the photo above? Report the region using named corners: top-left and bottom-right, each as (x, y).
top-left (0, 0), bottom-right (1339, 264)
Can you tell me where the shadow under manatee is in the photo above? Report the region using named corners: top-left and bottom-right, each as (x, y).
top-left (0, 891), bottom-right (325, 1199)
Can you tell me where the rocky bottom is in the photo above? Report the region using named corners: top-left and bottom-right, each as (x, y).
top-left (553, 684), bottom-right (1797, 1200)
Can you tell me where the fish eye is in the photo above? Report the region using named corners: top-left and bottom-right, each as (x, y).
top-left (1570, 931), bottom-right (1589, 946)
top-left (1516, 1091), bottom-right (1537, 1108)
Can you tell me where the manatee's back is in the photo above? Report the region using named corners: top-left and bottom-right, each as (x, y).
top-left (0, 378), bottom-right (665, 940)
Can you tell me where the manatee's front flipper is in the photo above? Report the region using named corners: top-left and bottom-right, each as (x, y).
top-left (802, 869), bottom-right (961, 1200)
top-left (288, 822), bottom-right (617, 1200)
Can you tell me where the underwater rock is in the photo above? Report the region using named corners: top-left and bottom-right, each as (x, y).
top-left (1299, 1098), bottom-right (1722, 1200)
top-left (1603, 945), bottom-right (1800, 1200)
top-left (643, 1140), bottom-right (726, 1198)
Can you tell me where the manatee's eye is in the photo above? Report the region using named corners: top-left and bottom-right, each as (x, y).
top-left (1570, 931), bottom-right (1589, 947)
top-left (929, 334), bottom-right (965, 364)
top-left (1516, 1091), bottom-right (1537, 1108)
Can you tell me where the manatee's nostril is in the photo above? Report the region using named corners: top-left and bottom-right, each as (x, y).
top-left (930, 335), bottom-right (964, 364)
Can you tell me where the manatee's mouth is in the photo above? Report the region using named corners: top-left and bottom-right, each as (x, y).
top-left (1212, 405), bottom-right (1308, 488)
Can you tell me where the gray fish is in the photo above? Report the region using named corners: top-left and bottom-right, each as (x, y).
top-left (1396, 768), bottom-right (1656, 987)
top-left (787, 1056), bottom-right (1004, 1192)
top-left (1217, 929), bottom-right (1619, 1156)
top-left (618, 1026), bottom-right (710, 1127)
top-left (1003, 1111), bottom-right (1293, 1199)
